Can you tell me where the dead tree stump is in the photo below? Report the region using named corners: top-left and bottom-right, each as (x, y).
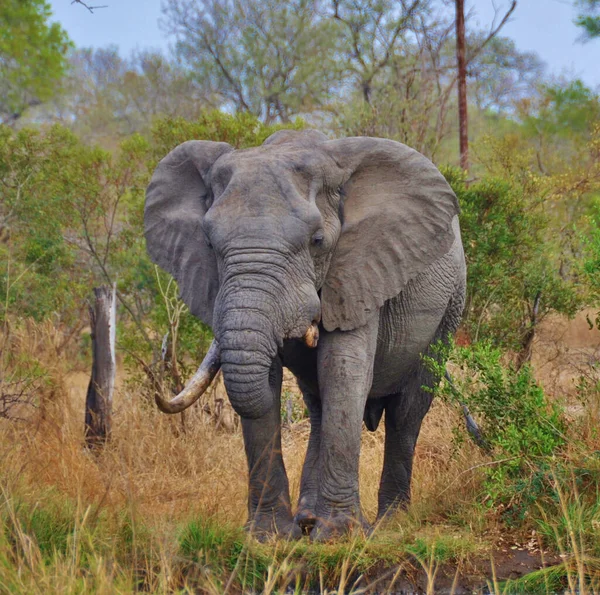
top-left (85, 284), bottom-right (116, 448)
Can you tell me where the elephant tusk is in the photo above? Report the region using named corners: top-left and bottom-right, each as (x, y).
top-left (154, 340), bottom-right (221, 414)
top-left (303, 323), bottom-right (319, 348)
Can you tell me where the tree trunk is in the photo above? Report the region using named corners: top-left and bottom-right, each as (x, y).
top-left (455, 0), bottom-right (469, 171)
top-left (85, 284), bottom-right (116, 448)
top-left (516, 291), bottom-right (542, 371)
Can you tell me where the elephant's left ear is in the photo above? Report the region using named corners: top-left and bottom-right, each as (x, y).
top-left (320, 137), bottom-right (459, 332)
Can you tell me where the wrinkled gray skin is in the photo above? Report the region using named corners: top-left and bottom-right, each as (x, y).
top-left (144, 130), bottom-right (466, 541)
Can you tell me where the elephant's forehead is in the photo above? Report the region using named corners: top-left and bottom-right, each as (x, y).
top-left (207, 148), bottom-right (324, 231)
top-left (214, 145), bottom-right (329, 180)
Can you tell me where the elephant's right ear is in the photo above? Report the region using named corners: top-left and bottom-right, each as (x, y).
top-left (145, 140), bottom-right (233, 328)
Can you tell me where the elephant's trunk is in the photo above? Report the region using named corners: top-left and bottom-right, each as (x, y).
top-left (214, 259), bottom-right (320, 419)
top-left (219, 327), bottom-right (276, 420)
top-left (214, 284), bottom-right (281, 420)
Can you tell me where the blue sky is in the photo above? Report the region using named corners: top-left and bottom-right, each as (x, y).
top-left (48, 0), bottom-right (600, 88)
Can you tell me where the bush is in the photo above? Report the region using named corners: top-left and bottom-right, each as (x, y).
top-left (427, 340), bottom-right (567, 523)
top-left (443, 167), bottom-right (582, 350)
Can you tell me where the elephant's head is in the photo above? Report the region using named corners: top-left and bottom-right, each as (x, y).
top-left (144, 130), bottom-right (458, 419)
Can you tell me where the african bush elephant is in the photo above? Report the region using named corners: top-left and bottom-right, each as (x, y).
top-left (144, 129), bottom-right (466, 541)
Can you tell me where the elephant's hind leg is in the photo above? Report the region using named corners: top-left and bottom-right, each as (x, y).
top-left (377, 289), bottom-right (464, 521)
top-left (242, 357), bottom-right (301, 541)
top-left (376, 372), bottom-right (434, 521)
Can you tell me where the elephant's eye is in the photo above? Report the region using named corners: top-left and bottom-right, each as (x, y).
top-left (204, 232), bottom-right (213, 249)
top-left (311, 230), bottom-right (325, 247)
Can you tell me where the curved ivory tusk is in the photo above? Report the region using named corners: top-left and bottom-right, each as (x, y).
top-left (303, 323), bottom-right (319, 348)
top-left (155, 340), bottom-right (220, 414)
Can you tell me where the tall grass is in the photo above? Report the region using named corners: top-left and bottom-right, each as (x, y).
top-left (1, 319), bottom-right (599, 592)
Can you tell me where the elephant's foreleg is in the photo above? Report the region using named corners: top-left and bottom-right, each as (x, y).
top-left (242, 358), bottom-right (300, 540)
top-left (377, 373), bottom-right (433, 520)
top-left (295, 382), bottom-right (321, 533)
top-left (310, 314), bottom-right (379, 542)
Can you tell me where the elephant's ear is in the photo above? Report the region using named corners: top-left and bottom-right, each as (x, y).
top-left (145, 140), bottom-right (233, 327)
top-left (320, 137), bottom-right (459, 332)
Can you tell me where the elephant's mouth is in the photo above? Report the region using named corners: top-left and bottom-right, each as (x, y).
top-left (154, 321), bottom-right (319, 415)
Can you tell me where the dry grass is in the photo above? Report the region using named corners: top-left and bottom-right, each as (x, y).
top-left (1, 315), bottom-right (599, 592)
top-left (1, 371), bottom-right (485, 536)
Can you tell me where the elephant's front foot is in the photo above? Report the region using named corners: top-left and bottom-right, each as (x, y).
top-left (294, 494), bottom-right (318, 535)
top-left (295, 507), bottom-right (317, 535)
top-left (309, 507), bottom-right (371, 542)
top-left (246, 509), bottom-right (303, 542)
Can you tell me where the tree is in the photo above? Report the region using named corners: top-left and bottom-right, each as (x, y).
top-left (444, 165), bottom-right (582, 353)
top-left (334, 2), bottom-right (520, 161)
top-left (468, 36), bottom-right (544, 113)
top-left (162, 0), bottom-right (342, 123)
top-left (0, 0), bottom-right (71, 124)
top-left (32, 47), bottom-right (210, 146)
top-left (332, 9), bottom-right (458, 159)
top-left (455, 0), bottom-right (517, 171)
top-left (516, 80), bottom-right (600, 175)
top-left (72, 0), bottom-right (108, 13)
top-left (0, 111), bottom-right (301, 360)
top-left (456, 0), bottom-right (468, 170)
top-left (575, 0), bottom-right (600, 40)
top-left (331, 0), bottom-right (426, 104)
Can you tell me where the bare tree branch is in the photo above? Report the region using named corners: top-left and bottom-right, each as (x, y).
top-left (332, 0), bottom-right (424, 104)
top-left (466, 0), bottom-right (517, 64)
top-left (71, 0), bottom-right (108, 14)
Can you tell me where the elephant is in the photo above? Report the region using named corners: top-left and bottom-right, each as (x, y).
top-left (144, 129), bottom-right (466, 541)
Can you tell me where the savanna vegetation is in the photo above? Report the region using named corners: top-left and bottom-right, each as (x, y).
top-left (1, 0), bottom-right (600, 592)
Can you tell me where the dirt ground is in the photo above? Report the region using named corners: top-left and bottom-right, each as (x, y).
top-left (532, 308), bottom-right (600, 399)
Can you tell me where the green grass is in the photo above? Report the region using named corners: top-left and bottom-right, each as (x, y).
top-left (3, 472), bottom-right (600, 593)
top-left (499, 559), bottom-right (600, 595)
top-left (0, 485), bottom-right (485, 593)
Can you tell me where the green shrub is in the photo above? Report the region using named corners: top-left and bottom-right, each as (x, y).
top-left (427, 340), bottom-right (567, 523)
top-left (443, 167), bottom-right (582, 350)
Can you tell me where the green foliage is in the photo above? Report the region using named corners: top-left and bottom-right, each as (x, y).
top-left (148, 111), bottom-right (304, 163)
top-left (0, 112), bottom-right (304, 381)
top-left (0, 0), bottom-right (71, 123)
top-left (520, 80), bottom-right (600, 148)
top-left (0, 487), bottom-right (156, 591)
top-left (178, 518), bottom-right (272, 589)
top-left (537, 496), bottom-right (600, 556)
top-left (405, 534), bottom-right (476, 565)
top-left (179, 517), bottom-right (237, 562)
top-left (0, 124), bottom-right (144, 327)
top-left (443, 166), bottom-right (581, 349)
top-left (499, 563), bottom-right (574, 595)
top-left (582, 198), bottom-right (600, 297)
top-left (575, 0), bottom-right (600, 40)
top-left (509, 80), bottom-right (600, 181)
top-left (17, 499), bottom-right (74, 557)
top-left (429, 340), bottom-right (566, 521)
